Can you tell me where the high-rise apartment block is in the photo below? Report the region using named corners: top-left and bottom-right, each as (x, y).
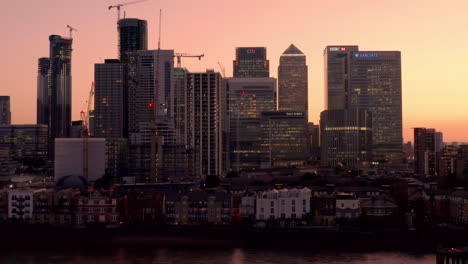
top-left (94, 59), bottom-right (125, 138)
top-left (233, 47), bottom-right (269, 77)
top-left (37, 58), bottom-right (50, 125)
top-left (278, 44), bottom-right (308, 119)
top-left (49, 35), bottom-right (72, 139)
top-left (118, 18), bottom-right (148, 61)
top-left (414, 128), bottom-right (442, 176)
top-left (0, 96), bottom-right (11, 125)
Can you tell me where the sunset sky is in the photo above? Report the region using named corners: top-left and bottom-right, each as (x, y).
top-left (2, 0), bottom-right (468, 142)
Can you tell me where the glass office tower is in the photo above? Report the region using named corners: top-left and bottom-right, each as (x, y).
top-left (348, 51), bottom-right (402, 164)
top-left (278, 44), bottom-right (308, 119)
top-left (37, 58), bottom-right (50, 126)
top-left (233, 47), bottom-right (269, 78)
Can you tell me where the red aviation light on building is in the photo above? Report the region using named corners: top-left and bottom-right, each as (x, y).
top-left (241, 91), bottom-right (247, 95)
top-left (148, 102), bottom-right (154, 108)
top-left (340, 47), bottom-right (347, 51)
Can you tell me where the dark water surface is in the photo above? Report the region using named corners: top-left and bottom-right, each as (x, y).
top-left (0, 247), bottom-right (435, 264)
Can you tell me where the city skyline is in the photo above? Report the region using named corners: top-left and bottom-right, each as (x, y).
top-left (2, 0), bottom-right (468, 142)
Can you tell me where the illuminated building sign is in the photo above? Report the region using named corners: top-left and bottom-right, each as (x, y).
top-left (329, 47), bottom-right (348, 52)
top-left (354, 53), bottom-right (379, 58)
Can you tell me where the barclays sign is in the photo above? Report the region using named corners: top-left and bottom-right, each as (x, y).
top-left (354, 53), bottom-right (379, 58)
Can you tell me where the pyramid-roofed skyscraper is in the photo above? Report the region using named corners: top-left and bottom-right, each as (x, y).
top-left (278, 44), bottom-right (308, 119)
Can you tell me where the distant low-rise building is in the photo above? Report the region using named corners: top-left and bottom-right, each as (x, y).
top-left (165, 193), bottom-right (232, 225)
top-left (335, 192), bottom-right (359, 219)
top-left (360, 197), bottom-right (398, 218)
top-left (75, 191), bottom-right (119, 227)
top-left (449, 190), bottom-right (468, 226)
top-left (8, 188), bottom-right (45, 222)
top-left (255, 188), bottom-right (311, 226)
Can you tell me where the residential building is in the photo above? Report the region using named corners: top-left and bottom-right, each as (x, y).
top-left (184, 71), bottom-right (223, 178)
top-left (278, 44), bottom-right (308, 119)
top-left (126, 49), bottom-right (175, 182)
top-left (255, 188), bottom-right (311, 223)
top-left (94, 59), bottom-right (125, 138)
top-left (118, 18), bottom-right (148, 62)
top-left (165, 193), bottom-right (232, 225)
top-left (414, 128), bottom-right (438, 176)
top-left (37, 58), bottom-right (50, 125)
top-left (75, 191), bottom-right (120, 227)
top-left (0, 96), bottom-right (11, 125)
top-left (335, 192), bottom-right (359, 219)
top-left (8, 188), bottom-right (44, 222)
top-left (120, 189), bottom-right (164, 226)
top-left (233, 47), bottom-right (269, 77)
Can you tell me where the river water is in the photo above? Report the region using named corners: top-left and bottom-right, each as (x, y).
top-left (0, 247), bottom-right (435, 264)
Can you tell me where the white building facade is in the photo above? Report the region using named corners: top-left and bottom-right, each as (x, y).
top-left (255, 188), bottom-right (311, 221)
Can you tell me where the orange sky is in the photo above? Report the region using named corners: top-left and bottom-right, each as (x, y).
top-left (2, 0), bottom-right (468, 142)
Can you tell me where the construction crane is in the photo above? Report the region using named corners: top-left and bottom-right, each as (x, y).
top-left (173, 53), bottom-right (204, 68)
top-left (217, 61), bottom-right (226, 77)
top-left (149, 9), bottom-right (162, 183)
top-left (108, 0), bottom-right (149, 21)
top-left (80, 82), bottom-right (95, 180)
top-left (66, 25), bottom-right (78, 39)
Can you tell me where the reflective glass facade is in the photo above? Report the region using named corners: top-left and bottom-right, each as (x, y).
top-left (118, 19), bottom-right (148, 62)
top-left (233, 47), bottom-right (269, 78)
top-left (320, 109), bottom-right (372, 168)
top-left (225, 78), bottom-right (276, 171)
top-left (49, 35), bottom-right (72, 140)
top-left (349, 51), bottom-right (402, 164)
top-left (324, 46), bottom-right (359, 110)
top-left (260, 111), bottom-right (308, 167)
top-left (278, 44), bottom-right (308, 119)
top-left (36, 58), bottom-right (50, 126)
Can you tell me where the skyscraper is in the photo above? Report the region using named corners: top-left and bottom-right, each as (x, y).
top-left (414, 128), bottom-right (439, 176)
top-left (37, 58), bottom-right (50, 125)
top-left (260, 111), bottom-right (308, 167)
top-left (94, 59), bottom-right (124, 138)
top-left (323, 46), bottom-right (403, 166)
top-left (324, 46), bottom-right (359, 110)
top-left (224, 77), bottom-right (277, 171)
top-left (49, 35), bottom-right (72, 139)
top-left (348, 51), bottom-right (402, 164)
top-left (320, 109), bottom-right (372, 168)
top-left (278, 44), bottom-right (308, 119)
top-left (126, 49), bottom-right (174, 181)
top-left (233, 47), bottom-right (269, 77)
top-left (0, 96), bottom-right (11, 125)
top-left (118, 18), bottom-right (148, 61)
top-left (185, 71), bottom-right (223, 177)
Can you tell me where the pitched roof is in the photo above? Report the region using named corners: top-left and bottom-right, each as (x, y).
top-left (282, 44), bottom-right (304, 55)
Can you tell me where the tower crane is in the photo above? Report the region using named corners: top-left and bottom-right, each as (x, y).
top-left (66, 25), bottom-right (78, 39)
top-left (217, 61), bottom-right (226, 77)
top-left (173, 53), bottom-right (204, 68)
top-left (108, 0), bottom-right (149, 21)
top-left (80, 82), bottom-right (95, 180)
